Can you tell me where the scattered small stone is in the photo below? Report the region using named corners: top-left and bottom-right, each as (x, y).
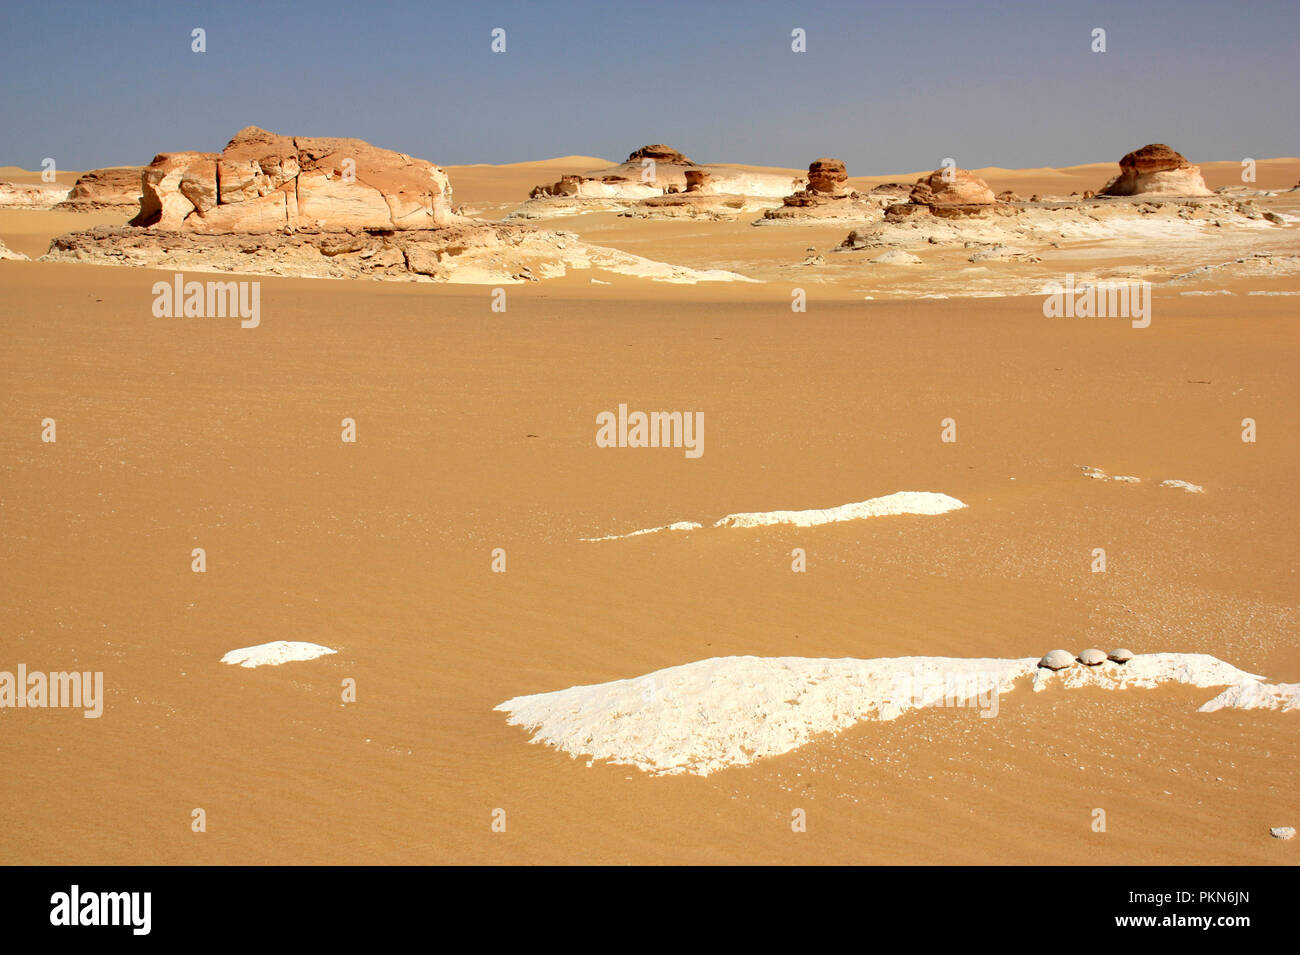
top-left (1039, 649), bottom-right (1075, 670)
top-left (1108, 648), bottom-right (1134, 664)
top-left (1078, 648), bottom-right (1107, 666)
top-left (1270, 826), bottom-right (1295, 840)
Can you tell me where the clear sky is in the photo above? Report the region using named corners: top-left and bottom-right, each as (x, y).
top-left (2, 0), bottom-right (1296, 174)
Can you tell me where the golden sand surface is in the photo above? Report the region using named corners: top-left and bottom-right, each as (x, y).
top-left (0, 159), bottom-right (1296, 864)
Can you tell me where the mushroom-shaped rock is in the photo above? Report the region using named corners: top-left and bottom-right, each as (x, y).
top-left (1078, 648), bottom-right (1107, 666)
top-left (626, 144), bottom-right (693, 166)
top-left (1271, 827), bottom-right (1297, 840)
top-left (1099, 144), bottom-right (1212, 197)
top-left (807, 158), bottom-right (849, 195)
top-left (1038, 649), bottom-right (1075, 670)
top-left (1108, 648), bottom-right (1134, 664)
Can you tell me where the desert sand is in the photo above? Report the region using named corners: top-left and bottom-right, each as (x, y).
top-left (0, 144), bottom-right (1297, 865)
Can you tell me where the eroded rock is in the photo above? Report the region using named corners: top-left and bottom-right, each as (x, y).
top-left (1099, 144), bottom-right (1212, 197)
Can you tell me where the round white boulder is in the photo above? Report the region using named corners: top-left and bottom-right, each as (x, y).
top-left (1108, 648), bottom-right (1135, 663)
top-left (1038, 649), bottom-right (1075, 670)
top-left (1078, 648), bottom-right (1107, 666)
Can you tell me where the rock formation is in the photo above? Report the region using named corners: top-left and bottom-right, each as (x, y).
top-left (54, 167), bottom-right (143, 212)
top-left (43, 222), bottom-right (754, 285)
top-left (626, 144), bottom-right (694, 166)
top-left (807, 158), bottom-right (850, 195)
top-left (684, 169), bottom-right (713, 192)
top-left (0, 238), bottom-right (29, 260)
top-left (780, 158), bottom-right (854, 207)
top-left (527, 174), bottom-right (660, 200)
top-left (128, 126), bottom-right (456, 233)
top-left (883, 167), bottom-right (999, 220)
top-left (1038, 650), bottom-right (1074, 670)
top-left (909, 168), bottom-right (997, 206)
top-left (1098, 144), bottom-right (1212, 197)
top-left (0, 180), bottom-right (72, 209)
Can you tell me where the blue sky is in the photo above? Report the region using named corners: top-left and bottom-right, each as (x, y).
top-left (2, 0), bottom-right (1296, 173)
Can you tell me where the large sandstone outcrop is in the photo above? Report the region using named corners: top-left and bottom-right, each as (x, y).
top-left (1099, 144), bottom-right (1212, 197)
top-left (43, 222), bottom-right (755, 285)
top-left (128, 126), bottom-right (455, 233)
top-left (626, 144), bottom-right (694, 166)
top-left (54, 167), bottom-right (143, 212)
top-left (909, 168), bottom-right (997, 206)
top-left (882, 167), bottom-right (1000, 220)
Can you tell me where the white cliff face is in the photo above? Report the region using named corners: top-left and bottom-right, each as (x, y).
top-left (0, 181), bottom-right (72, 209)
top-left (496, 653), bottom-right (1276, 776)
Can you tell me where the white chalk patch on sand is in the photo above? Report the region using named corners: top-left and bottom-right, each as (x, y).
top-left (1161, 479), bottom-right (1205, 493)
top-left (579, 521), bottom-right (702, 542)
top-left (220, 641), bottom-right (337, 668)
top-left (496, 652), bottom-right (1266, 776)
top-left (1198, 681), bottom-right (1300, 712)
top-left (713, 491), bottom-right (967, 528)
top-left (1079, 465), bottom-right (1137, 482)
top-left (583, 491), bottom-right (966, 541)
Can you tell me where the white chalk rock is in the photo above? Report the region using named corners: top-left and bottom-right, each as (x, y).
top-left (1271, 827), bottom-right (1296, 840)
top-left (220, 640), bottom-right (337, 668)
top-left (1198, 681), bottom-right (1300, 713)
top-left (499, 651), bottom-right (1268, 776)
top-left (1039, 649), bottom-right (1075, 670)
top-left (1108, 648), bottom-right (1135, 663)
top-left (870, 250), bottom-right (923, 265)
top-left (1078, 648), bottom-right (1107, 666)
